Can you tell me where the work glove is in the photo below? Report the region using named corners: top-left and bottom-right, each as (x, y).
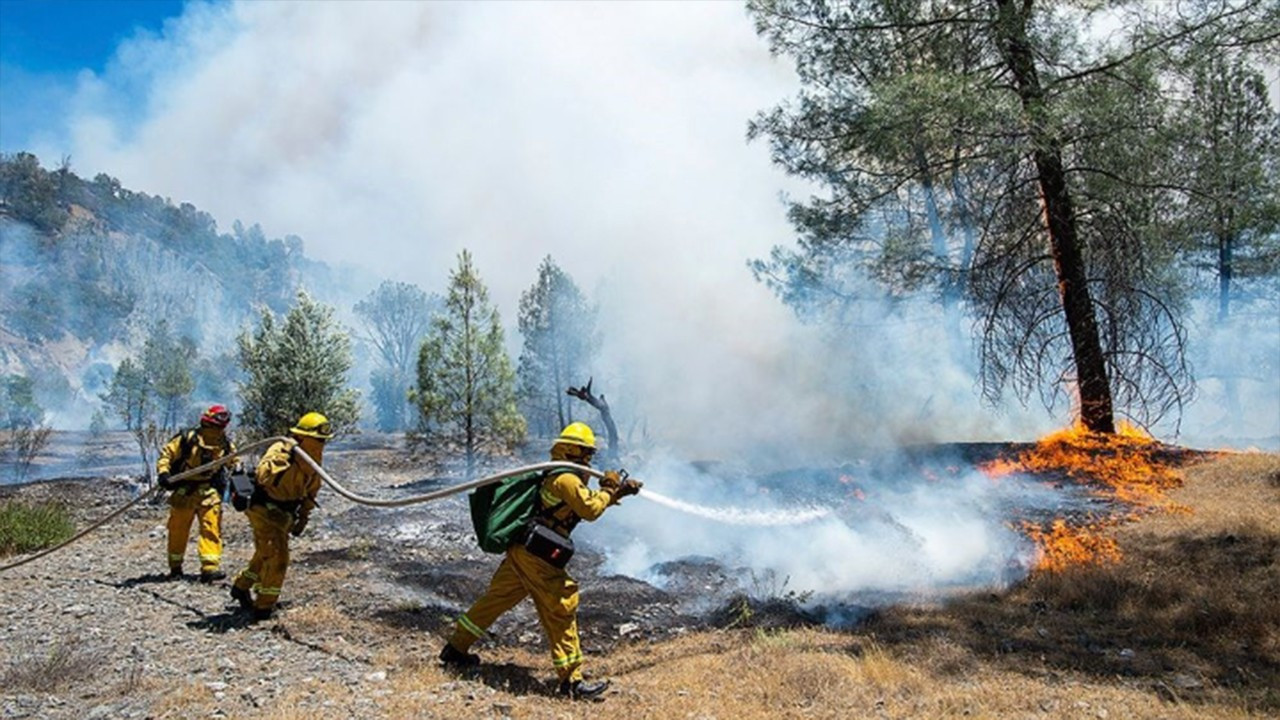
top-left (156, 472), bottom-right (173, 490)
top-left (598, 470), bottom-right (623, 494)
top-left (290, 514), bottom-right (309, 538)
top-left (616, 478), bottom-right (643, 499)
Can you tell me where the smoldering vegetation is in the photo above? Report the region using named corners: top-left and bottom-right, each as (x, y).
top-left (577, 444), bottom-right (1100, 621)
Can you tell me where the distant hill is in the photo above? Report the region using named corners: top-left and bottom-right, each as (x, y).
top-left (0, 152), bottom-right (340, 423)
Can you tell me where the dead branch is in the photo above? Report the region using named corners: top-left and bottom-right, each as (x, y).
top-left (566, 378), bottom-right (620, 463)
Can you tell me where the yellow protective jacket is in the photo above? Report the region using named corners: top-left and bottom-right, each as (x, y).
top-left (537, 471), bottom-right (614, 538)
top-left (254, 439), bottom-right (322, 520)
top-left (157, 427), bottom-right (241, 484)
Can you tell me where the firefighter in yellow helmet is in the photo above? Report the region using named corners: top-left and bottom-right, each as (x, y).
top-left (439, 422), bottom-right (641, 700)
top-left (156, 404), bottom-right (242, 582)
top-left (230, 412), bottom-right (331, 621)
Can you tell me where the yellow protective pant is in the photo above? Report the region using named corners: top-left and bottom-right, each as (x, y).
top-left (449, 544), bottom-right (584, 682)
top-left (166, 486), bottom-right (222, 572)
top-left (232, 504), bottom-right (293, 611)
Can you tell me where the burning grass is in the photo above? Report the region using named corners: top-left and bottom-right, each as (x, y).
top-left (983, 422), bottom-right (1212, 571)
top-left (864, 451), bottom-right (1280, 715)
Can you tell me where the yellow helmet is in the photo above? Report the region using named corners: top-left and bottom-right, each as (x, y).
top-left (554, 422), bottom-right (596, 451)
top-left (291, 411), bottom-right (334, 439)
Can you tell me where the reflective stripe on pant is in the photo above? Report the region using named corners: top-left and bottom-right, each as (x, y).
top-left (232, 504), bottom-right (292, 610)
top-left (448, 544), bottom-right (584, 682)
top-left (166, 487), bottom-right (223, 572)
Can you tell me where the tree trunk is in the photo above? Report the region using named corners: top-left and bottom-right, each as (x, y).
top-left (995, 0), bottom-right (1115, 433)
top-left (1218, 231), bottom-right (1233, 321)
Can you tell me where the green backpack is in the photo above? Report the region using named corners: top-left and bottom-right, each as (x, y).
top-left (468, 470), bottom-right (552, 553)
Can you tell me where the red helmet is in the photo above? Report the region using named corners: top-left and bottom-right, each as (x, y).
top-left (200, 404), bottom-right (231, 428)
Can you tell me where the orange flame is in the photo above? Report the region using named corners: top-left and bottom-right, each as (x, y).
top-left (983, 422), bottom-right (1193, 573)
top-left (1022, 518), bottom-right (1122, 573)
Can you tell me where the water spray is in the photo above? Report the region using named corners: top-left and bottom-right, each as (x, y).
top-left (637, 489), bottom-right (830, 526)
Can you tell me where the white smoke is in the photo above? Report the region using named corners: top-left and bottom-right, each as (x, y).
top-left (576, 452), bottom-right (1054, 600)
top-left (6, 1), bottom-right (1269, 596)
top-left (1176, 299), bottom-right (1280, 450)
top-left (15, 0), bottom-right (1069, 461)
top-left (8, 5), bottom-right (1270, 454)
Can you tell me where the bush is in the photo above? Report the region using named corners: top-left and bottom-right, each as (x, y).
top-left (237, 290), bottom-right (360, 439)
top-left (0, 424), bottom-right (53, 482)
top-left (0, 500), bottom-right (75, 556)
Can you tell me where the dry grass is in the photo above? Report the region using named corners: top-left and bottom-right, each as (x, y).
top-left (860, 451), bottom-right (1280, 717)
top-left (279, 601), bottom-right (355, 636)
top-left (36, 451), bottom-right (1273, 719)
top-left (147, 677), bottom-right (218, 719)
top-left (238, 451), bottom-right (1277, 719)
top-left (1, 634), bottom-right (110, 693)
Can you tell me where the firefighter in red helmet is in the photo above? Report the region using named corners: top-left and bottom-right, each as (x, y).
top-left (155, 404), bottom-right (241, 582)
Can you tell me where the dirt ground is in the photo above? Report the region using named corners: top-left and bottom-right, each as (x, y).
top-left (1, 438), bottom-right (1276, 719)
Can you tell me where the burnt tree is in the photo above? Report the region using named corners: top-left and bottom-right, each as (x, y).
top-left (566, 378), bottom-right (619, 462)
top-left (993, 0), bottom-right (1114, 433)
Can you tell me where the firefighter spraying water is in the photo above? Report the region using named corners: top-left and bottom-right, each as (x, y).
top-left (443, 422), bottom-right (641, 700)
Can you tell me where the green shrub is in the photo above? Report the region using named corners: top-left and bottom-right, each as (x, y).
top-left (0, 500), bottom-right (75, 556)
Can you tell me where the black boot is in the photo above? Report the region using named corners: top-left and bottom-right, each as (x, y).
top-left (230, 585), bottom-right (253, 610)
top-left (438, 643), bottom-right (480, 668)
top-left (168, 566), bottom-right (183, 580)
top-left (199, 569), bottom-right (226, 584)
top-left (250, 607), bottom-right (274, 622)
top-left (558, 678), bottom-right (610, 701)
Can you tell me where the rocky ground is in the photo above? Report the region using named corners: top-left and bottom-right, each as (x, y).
top-left (0, 439), bottom-right (730, 719)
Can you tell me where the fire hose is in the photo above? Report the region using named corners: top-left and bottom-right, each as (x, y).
top-left (0, 436), bottom-right (607, 574)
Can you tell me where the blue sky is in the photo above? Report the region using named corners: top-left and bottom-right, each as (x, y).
top-left (0, 0), bottom-right (187, 152)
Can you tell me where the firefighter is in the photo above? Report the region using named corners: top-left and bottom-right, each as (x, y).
top-left (156, 404), bottom-right (241, 583)
top-left (439, 422), bottom-right (642, 701)
top-left (230, 411), bottom-right (331, 621)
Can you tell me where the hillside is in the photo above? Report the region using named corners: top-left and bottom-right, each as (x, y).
top-left (0, 153), bottom-right (344, 421)
top-left (1, 444), bottom-right (1276, 719)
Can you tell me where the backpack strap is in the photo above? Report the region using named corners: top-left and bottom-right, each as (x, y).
top-left (173, 428), bottom-right (222, 476)
top-left (167, 429), bottom-right (195, 474)
top-left (534, 470), bottom-right (583, 536)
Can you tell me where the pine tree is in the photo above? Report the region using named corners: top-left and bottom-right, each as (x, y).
top-left (1171, 51), bottom-right (1280, 321)
top-left (413, 250), bottom-right (525, 477)
top-left (516, 256), bottom-right (599, 438)
top-left (141, 320), bottom-right (195, 434)
top-left (102, 357), bottom-right (163, 479)
top-left (746, 0), bottom-right (1274, 431)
